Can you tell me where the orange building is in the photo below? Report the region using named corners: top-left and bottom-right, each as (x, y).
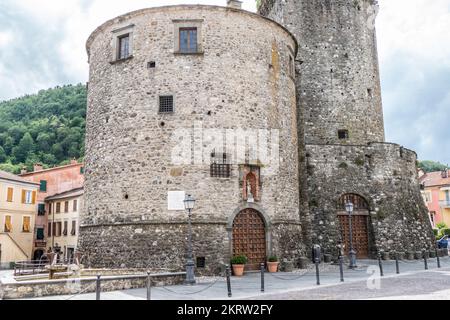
top-left (19, 160), bottom-right (84, 259)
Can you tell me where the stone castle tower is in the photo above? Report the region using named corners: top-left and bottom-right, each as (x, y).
top-left (79, 1), bottom-right (435, 273)
top-left (259, 0), bottom-right (435, 257)
top-left (79, 4), bottom-right (305, 273)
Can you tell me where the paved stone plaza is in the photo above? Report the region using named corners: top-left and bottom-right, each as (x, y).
top-left (14, 257), bottom-right (450, 300)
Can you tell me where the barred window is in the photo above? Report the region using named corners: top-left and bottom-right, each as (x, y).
top-left (159, 96), bottom-right (174, 113)
top-left (210, 152), bottom-right (231, 178)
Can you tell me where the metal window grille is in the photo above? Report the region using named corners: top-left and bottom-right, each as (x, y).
top-left (210, 152), bottom-right (231, 178)
top-left (159, 96), bottom-right (174, 113)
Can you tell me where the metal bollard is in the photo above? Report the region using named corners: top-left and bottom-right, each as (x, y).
top-left (395, 253), bottom-right (400, 274)
top-left (147, 272), bottom-right (152, 300)
top-left (315, 258), bottom-right (320, 286)
top-left (261, 263), bottom-right (265, 293)
top-left (96, 275), bottom-right (101, 300)
top-left (339, 255), bottom-right (344, 282)
top-left (424, 252), bottom-right (429, 270)
top-left (437, 248), bottom-right (441, 268)
top-left (226, 265), bottom-right (232, 298)
top-left (378, 253), bottom-right (384, 277)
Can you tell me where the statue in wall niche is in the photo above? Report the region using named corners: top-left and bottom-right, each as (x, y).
top-left (243, 172), bottom-right (257, 202)
top-left (247, 183), bottom-right (255, 203)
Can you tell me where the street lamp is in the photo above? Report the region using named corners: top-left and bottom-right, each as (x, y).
top-left (345, 201), bottom-right (357, 269)
top-left (184, 194), bottom-right (196, 285)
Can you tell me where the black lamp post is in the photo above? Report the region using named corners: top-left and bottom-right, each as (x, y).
top-left (184, 194), bottom-right (196, 285)
top-left (345, 201), bottom-right (357, 269)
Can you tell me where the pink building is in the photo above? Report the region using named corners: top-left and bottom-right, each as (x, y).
top-left (19, 160), bottom-right (84, 259)
top-left (420, 169), bottom-right (450, 228)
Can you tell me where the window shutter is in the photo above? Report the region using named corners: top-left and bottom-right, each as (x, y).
top-left (32, 191), bottom-right (37, 204)
top-left (5, 216), bottom-right (12, 232)
top-left (7, 188), bottom-right (13, 202)
top-left (21, 190), bottom-right (26, 204)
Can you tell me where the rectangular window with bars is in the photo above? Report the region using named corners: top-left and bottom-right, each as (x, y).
top-left (159, 95), bottom-right (174, 113)
top-left (179, 27), bottom-right (198, 53)
top-left (210, 152), bottom-right (231, 178)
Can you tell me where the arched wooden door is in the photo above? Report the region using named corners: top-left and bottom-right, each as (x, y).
top-left (232, 209), bottom-right (266, 270)
top-left (337, 194), bottom-right (370, 258)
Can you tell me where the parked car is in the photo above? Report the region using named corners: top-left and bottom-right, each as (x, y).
top-left (437, 235), bottom-right (449, 249)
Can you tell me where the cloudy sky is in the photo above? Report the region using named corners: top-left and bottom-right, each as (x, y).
top-left (0, 0), bottom-right (449, 164)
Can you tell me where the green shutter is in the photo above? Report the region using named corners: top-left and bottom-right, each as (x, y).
top-left (37, 228), bottom-right (45, 240)
top-left (40, 180), bottom-right (47, 192)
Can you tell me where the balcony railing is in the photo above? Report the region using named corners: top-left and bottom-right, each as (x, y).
top-left (440, 201), bottom-right (450, 208)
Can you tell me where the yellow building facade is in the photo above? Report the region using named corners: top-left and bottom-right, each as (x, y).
top-left (46, 187), bottom-right (83, 261)
top-left (0, 170), bottom-right (39, 268)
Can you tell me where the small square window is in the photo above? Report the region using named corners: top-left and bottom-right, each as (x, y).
top-left (196, 257), bottom-right (206, 268)
top-left (338, 130), bottom-right (349, 140)
top-left (148, 61), bottom-right (156, 69)
top-left (159, 96), bottom-right (174, 113)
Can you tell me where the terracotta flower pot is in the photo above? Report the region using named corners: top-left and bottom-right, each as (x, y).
top-left (232, 264), bottom-right (245, 276)
top-left (267, 261), bottom-right (279, 273)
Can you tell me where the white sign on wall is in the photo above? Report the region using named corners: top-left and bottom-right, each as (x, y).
top-left (168, 191), bottom-right (186, 211)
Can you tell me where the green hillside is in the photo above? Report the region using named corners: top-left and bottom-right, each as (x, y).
top-left (0, 84), bottom-right (86, 174)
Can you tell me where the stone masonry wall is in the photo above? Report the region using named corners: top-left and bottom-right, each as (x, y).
top-left (259, 0), bottom-right (385, 145)
top-left (80, 5), bottom-right (306, 273)
top-left (306, 142), bottom-right (435, 258)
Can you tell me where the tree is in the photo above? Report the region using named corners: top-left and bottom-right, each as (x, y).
top-left (419, 160), bottom-right (448, 173)
top-left (12, 132), bottom-right (34, 163)
top-left (0, 83), bottom-right (87, 172)
top-left (0, 146), bottom-right (6, 163)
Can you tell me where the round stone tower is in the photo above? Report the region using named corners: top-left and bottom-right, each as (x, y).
top-left (260, 0), bottom-right (435, 258)
top-left (80, 5), bottom-right (305, 273)
top-left (260, 0), bottom-right (385, 145)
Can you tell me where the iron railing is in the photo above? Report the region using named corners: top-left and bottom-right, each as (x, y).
top-left (14, 258), bottom-right (76, 276)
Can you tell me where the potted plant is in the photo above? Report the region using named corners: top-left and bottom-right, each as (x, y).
top-left (231, 255), bottom-right (247, 276)
top-left (267, 256), bottom-right (279, 273)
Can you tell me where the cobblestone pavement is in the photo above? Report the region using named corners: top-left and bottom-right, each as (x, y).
top-left (18, 257), bottom-right (450, 300)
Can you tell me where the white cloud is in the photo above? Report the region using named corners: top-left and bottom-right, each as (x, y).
top-left (0, 31), bottom-right (13, 48)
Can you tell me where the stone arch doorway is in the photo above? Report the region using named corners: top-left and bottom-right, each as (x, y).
top-left (337, 194), bottom-right (370, 258)
top-left (232, 208), bottom-right (267, 270)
